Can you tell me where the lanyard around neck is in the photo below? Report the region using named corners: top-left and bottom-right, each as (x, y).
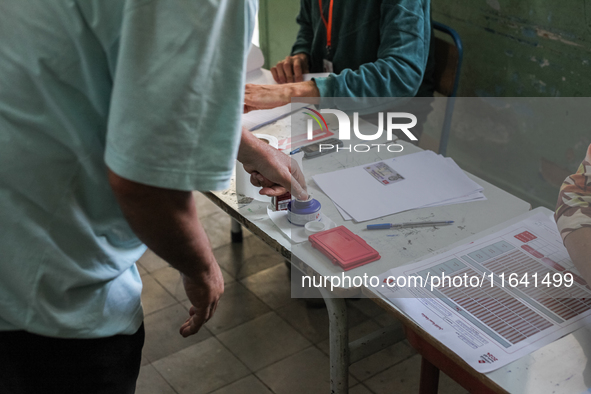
top-left (318, 0), bottom-right (334, 51)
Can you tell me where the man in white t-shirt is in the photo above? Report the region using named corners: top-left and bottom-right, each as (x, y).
top-left (0, 1), bottom-right (306, 392)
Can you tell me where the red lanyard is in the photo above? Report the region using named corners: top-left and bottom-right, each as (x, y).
top-left (318, 0), bottom-right (334, 50)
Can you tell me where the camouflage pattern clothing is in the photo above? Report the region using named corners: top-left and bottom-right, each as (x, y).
top-left (555, 144), bottom-right (591, 242)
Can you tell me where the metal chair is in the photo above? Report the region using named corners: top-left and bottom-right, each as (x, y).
top-left (432, 21), bottom-right (463, 157)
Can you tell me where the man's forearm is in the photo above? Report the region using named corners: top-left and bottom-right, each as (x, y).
top-left (107, 169), bottom-right (215, 279)
top-left (237, 128), bottom-right (308, 200)
top-left (237, 127), bottom-right (263, 164)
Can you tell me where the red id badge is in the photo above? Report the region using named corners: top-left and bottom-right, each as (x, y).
top-left (309, 226), bottom-right (381, 271)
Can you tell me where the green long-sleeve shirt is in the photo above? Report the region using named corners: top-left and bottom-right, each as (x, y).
top-left (291, 0), bottom-right (434, 99)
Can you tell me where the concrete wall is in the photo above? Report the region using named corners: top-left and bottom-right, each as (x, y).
top-left (258, 0), bottom-right (591, 209)
top-left (436, 1), bottom-right (591, 97)
top-left (432, 1), bottom-right (591, 208)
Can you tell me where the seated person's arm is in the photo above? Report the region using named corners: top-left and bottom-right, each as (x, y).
top-left (245, 0), bottom-right (430, 111)
top-left (243, 0), bottom-right (318, 110)
top-left (314, 0), bottom-right (430, 99)
top-left (555, 143), bottom-right (591, 284)
top-left (244, 81), bottom-right (319, 113)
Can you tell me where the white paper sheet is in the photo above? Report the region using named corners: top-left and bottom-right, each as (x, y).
top-left (246, 44), bottom-right (265, 73)
top-left (418, 157), bottom-right (486, 208)
top-left (245, 68), bottom-right (276, 85)
top-left (420, 190), bottom-right (486, 209)
top-left (334, 191), bottom-right (487, 222)
top-left (377, 212), bottom-right (591, 373)
top-left (242, 103), bottom-right (308, 131)
top-left (331, 158), bottom-right (487, 221)
top-left (334, 200), bottom-right (353, 221)
top-left (313, 151), bottom-right (484, 222)
top-left (267, 206), bottom-right (335, 243)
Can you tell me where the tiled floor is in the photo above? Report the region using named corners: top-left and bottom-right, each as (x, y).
top-left (135, 192), bottom-right (468, 394)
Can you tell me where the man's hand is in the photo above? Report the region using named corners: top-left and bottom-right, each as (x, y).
top-left (244, 81), bottom-right (320, 113)
top-left (237, 129), bottom-right (308, 200)
top-left (108, 170), bottom-right (224, 338)
top-left (271, 53), bottom-right (310, 84)
top-left (179, 267), bottom-right (224, 337)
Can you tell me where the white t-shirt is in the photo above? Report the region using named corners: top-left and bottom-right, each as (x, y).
top-left (0, 0), bottom-right (256, 338)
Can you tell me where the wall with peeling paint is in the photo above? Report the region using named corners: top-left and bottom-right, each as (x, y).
top-left (431, 1), bottom-right (591, 209)
top-left (434, 1), bottom-right (591, 97)
top-left (258, 0), bottom-right (591, 209)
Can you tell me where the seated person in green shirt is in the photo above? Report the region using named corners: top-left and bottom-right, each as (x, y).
top-left (244, 0), bottom-right (435, 140)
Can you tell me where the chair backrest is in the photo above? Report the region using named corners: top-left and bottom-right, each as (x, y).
top-left (432, 22), bottom-right (463, 98)
top-left (433, 37), bottom-right (459, 97)
top-left (430, 22), bottom-right (463, 156)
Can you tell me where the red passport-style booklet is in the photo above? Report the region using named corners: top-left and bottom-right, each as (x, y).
top-left (308, 226), bottom-right (381, 271)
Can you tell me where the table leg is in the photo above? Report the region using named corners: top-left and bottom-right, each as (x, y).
top-left (419, 357), bottom-right (439, 394)
top-left (230, 219), bottom-right (243, 243)
top-left (319, 288), bottom-right (349, 394)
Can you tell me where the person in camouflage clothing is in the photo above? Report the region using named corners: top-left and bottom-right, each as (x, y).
top-left (555, 143), bottom-right (591, 283)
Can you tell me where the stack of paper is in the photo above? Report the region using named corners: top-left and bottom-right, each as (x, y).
top-left (246, 44), bottom-right (265, 74)
top-left (313, 151), bottom-right (486, 222)
top-left (242, 103), bottom-right (308, 131)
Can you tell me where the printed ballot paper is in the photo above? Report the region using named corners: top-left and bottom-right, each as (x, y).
top-left (376, 209), bottom-right (591, 373)
top-left (313, 151), bottom-right (484, 222)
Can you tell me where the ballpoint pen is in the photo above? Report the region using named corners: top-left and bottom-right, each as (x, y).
top-left (366, 221), bottom-right (454, 230)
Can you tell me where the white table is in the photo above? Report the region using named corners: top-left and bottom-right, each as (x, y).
top-left (486, 325), bottom-right (591, 393)
top-left (206, 113), bottom-right (545, 391)
top-left (363, 206), bottom-right (591, 394)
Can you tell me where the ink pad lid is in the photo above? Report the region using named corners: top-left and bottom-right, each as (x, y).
top-left (308, 226), bottom-right (381, 271)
